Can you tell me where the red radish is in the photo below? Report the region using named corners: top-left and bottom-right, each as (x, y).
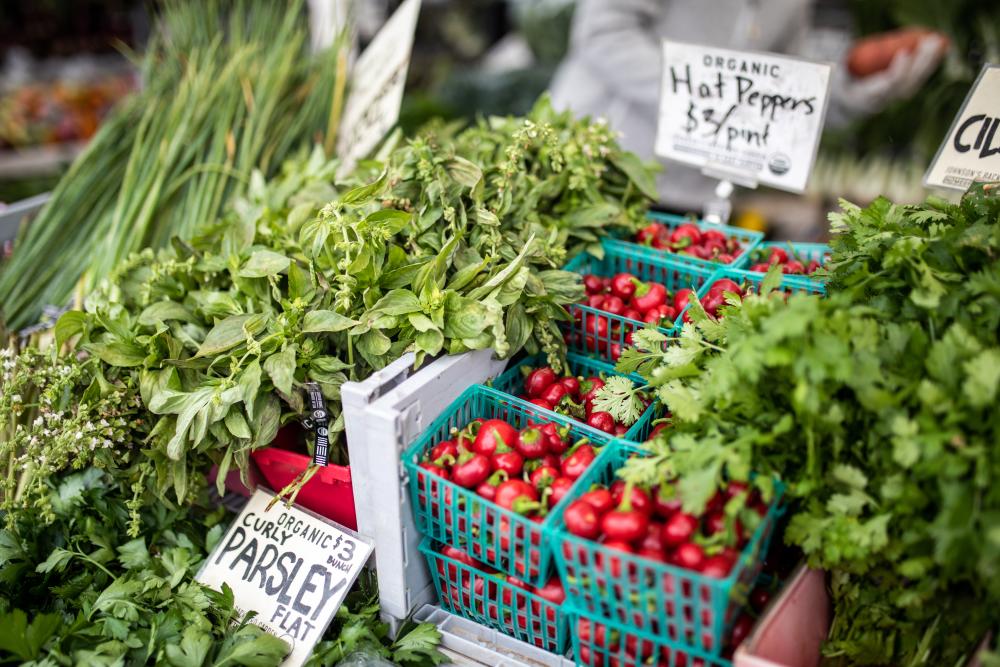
top-left (529, 465), bottom-right (560, 488)
top-left (661, 512), bottom-right (699, 547)
top-left (782, 260), bottom-right (805, 274)
top-left (564, 499), bottom-right (601, 539)
top-left (429, 439), bottom-right (457, 463)
top-left (559, 376), bottom-right (580, 397)
top-left (603, 295), bottom-right (625, 315)
top-left (578, 488), bottom-right (614, 515)
top-left (494, 480), bottom-right (539, 514)
top-left (673, 288), bottom-right (694, 312)
top-left (750, 587), bottom-right (772, 612)
top-left (622, 307), bottom-right (643, 321)
top-left (672, 542), bottom-right (705, 570)
top-left (611, 480), bottom-right (653, 515)
top-left (702, 229), bottom-right (727, 245)
top-left (749, 262), bottom-right (770, 272)
top-left (652, 486), bottom-right (682, 518)
top-left (708, 278), bottom-right (741, 297)
top-left (419, 461), bottom-right (449, 479)
top-left (548, 476), bottom-right (576, 507)
top-left (528, 397), bottom-right (554, 411)
top-left (639, 523), bottom-right (665, 553)
top-left (730, 613), bottom-right (754, 648)
top-left (701, 552), bottom-right (736, 578)
top-left (492, 450), bottom-right (524, 477)
top-left (514, 426), bottom-right (549, 459)
top-left (636, 223), bottom-right (667, 246)
top-left (473, 419), bottom-right (517, 457)
top-left (611, 273), bottom-right (638, 300)
top-left (586, 411), bottom-right (615, 434)
top-left (539, 382), bottom-right (569, 406)
top-left (476, 476), bottom-right (500, 501)
top-left (768, 247), bottom-right (789, 264)
top-left (670, 223), bottom-right (702, 247)
top-left (580, 377), bottom-right (605, 403)
top-left (533, 577), bottom-right (566, 605)
top-left (583, 274), bottom-right (604, 294)
top-left (561, 443), bottom-right (597, 480)
top-left (451, 452), bottom-right (491, 488)
top-left (524, 367), bottom-right (557, 397)
top-left (540, 423), bottom-right (569, 455)
top-left (601, 508), bottom-right (649, 543)
top-left (631, 280), bottom-right (668, 311)
top-left (587, 294), bottom-right (607, 309)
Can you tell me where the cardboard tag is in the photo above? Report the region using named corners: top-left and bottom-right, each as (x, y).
top-left (197, 490), bottom-right (374, 667)
top-left (925, 64), bottom-right (1000, 190)
top-left (336, 0), bottom-right (421, 177)
top-left (655, 41), bottom-right (832, 193)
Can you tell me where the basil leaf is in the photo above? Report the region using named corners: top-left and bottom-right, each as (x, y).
top-left (86, 341), bottom-right (147, 367)
top-left (195, 315), bottom-right (250, 357)
top-left (371, 289), bottom-right (421, 315)
top-left (238, 250), bottom-right (290, 278)
top-left (302, 310), bottom-right (358, 333)
top-left (138, 301), bottom-right (194, 326)
top-left (55, 310), bottom-right (88, 349)
top-left (263, 346), bottom-right (297, 397)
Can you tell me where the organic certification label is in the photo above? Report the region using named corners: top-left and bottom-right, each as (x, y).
top-left (336, 0), bottom-right (422, 177)
top-left (925, 64), bottom-right (1000, 190)
top-left (197, 490), bottom-right (374, 667)
top-left (655, 41), bottom-right (832, 192)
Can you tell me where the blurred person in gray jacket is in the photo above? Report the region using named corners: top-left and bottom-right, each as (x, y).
top-left (550, 0), bottom-right (947, 211)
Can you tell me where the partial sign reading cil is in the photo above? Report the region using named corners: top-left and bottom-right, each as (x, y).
top-left (197, 490), bottom-right (374, 667)
top-left (655, 41), bottom-right (832, 192)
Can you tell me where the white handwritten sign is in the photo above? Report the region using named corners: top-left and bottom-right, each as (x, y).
top-left (336, 0), bottom-right (421, 177)
top-left (655, 41), bottom-right (832, 193)
top-left (197, 490), bottom-right (373, 667)
top-left (925, 65), bottom-right (1000, 191)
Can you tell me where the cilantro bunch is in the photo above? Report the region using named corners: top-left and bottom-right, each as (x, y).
top-left (602, 187), bottom-right (1000, 665)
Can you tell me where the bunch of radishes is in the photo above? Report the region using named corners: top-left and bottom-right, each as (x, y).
top-left (681, 277), bottom-right (743, 322)
top-left (517, 365), bottom-right (649, 436)
top-left (635, 221), bottom-right (743, 264)
top-left (747, 245), bottom-right (825, 276)
top-left (561, 478), bottom-right (761, 577)
top-left (418, 417), bottom-right (601, 518)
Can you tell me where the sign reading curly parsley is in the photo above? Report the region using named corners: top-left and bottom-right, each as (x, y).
top-left (655, 41), bottom-right (832, 192)
top-left (197, 490), bottom-right (373, 666)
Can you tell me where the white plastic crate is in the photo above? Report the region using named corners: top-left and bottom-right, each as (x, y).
top-left (414, 605), bottom-right (575, 667)
top-left (342, 349), bottom-right (507, 626)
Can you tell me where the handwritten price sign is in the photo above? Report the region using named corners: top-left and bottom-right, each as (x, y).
top-left (655, 41), bottom-right (832, 193)
top-left (925, 65), bottom-right (1000, 191)
top-left (197, 490), bottom-right (374, 667)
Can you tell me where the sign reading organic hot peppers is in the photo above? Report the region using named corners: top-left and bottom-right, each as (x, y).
top-left (925, 65), bottom-right (1000, 190)
top-left (197, 490), bottom-right (373, 667)
top-left (655, 41), bottom-right (832, 192)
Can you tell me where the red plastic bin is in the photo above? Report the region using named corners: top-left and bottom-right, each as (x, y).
top-left (250, 426), bottom-right (358, 530)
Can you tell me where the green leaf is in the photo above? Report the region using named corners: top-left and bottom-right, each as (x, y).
top-left (264, 346), bottom-right (297, 397)
top-left (165, 625), bottom-right (212, 667)
top-left (356, 329), bottom-right (392, 359)
top-left (340, 171), bottom-right (387, 205)
top-left (139, 301), bottom-right (195, 326)
top-left (609, 150), bottom-right (659, 200)
top-left (0, 609), bottom-right (61, 660)
top-left (415, 328), bottom-right (444, 357)
top-left (302, 310), bottom-right (358, 333)
top-left (240, 360), bottom-right (262, 421)
top-left (85, 341), bottom-right (147, 367)
top-left (196, 314), bottom-right (255, 357)
top-left (446, 156), bottom-right (483, 188)
top-left (443, 294), bottom-right (490, 339)
top-left (371, 289), bottom-right (422, 315)
top-left (117, 538), bottom-right (150, 570)
top-left (225, 408), bottom-right (252, 439)
top-left (963, 348), bottom-right (1000, 408)
top-left (592, 375), bottom-right (645, 426)
top-left (54, 310), bottom-right (88, 348)
top-left (239, 250), bottom-right (290, 278)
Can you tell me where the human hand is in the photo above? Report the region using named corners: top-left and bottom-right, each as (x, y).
top-left (838, 29), bottom-right (949, 113)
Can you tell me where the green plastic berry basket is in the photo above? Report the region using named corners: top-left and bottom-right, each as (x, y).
top-left (549, 442), bottom-right (785, 656)
top-left (614, 211), bottom-right (763, 270)
top-left (404, 384), bottom-right (615, 587)
top-left (720, 267), bottom-right (827, 297)
top-left (491, 352), bottom-right (657, 443)
top-left (562, 239), bottom-right (720, 362)
top-left (568, 607), bottom-right (732, 667)
top-left (420, 538), bottom-right (570, 654)
top-left (737, 241), bottom-right (830, 290)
